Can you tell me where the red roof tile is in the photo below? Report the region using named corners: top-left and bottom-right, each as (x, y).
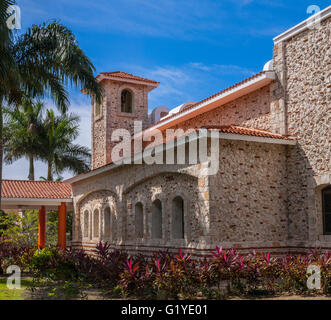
top-left (2, 180), bottom-right (72, 199)
top-left (202, 125), bottom-right (295, 140)
top-left (98, 71), bottom-right (159, 85)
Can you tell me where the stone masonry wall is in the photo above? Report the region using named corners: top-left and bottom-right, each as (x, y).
top-left (92, 79), bottom-right (150, 169)
top-left (273, 16), bottom-right (331, 242)
top-left (209, 140), bottom-right (288, 244)
top-left (72, 138), bottom-right (290, 254)
top-left (77, 14), bottom-right (331, 255)
top-left (171, 84), bottom-right (273, 132)
top-left (91, 96), bottom-right (107, 169)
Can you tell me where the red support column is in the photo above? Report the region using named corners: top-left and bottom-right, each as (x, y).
top-left (38, 206), bottom-right (46, 249)
top-left (58, 202), bottom-right (66, 250)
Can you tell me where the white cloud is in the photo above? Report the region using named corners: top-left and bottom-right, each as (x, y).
top-left (125, 61), bottom-right (257, 112)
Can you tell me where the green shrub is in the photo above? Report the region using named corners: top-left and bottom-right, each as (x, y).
top-left (30, 247), bottom-right (78, 281)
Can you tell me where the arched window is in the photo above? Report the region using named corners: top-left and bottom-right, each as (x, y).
top-left (172, 196), bottom-right (184, 239)
top-left (322, 186), bottom-right (331, 235)
top-left (135, 202), bottom-right (144, 238)
top-left (152, 199), bottom-right (162, 239)
top-left (121, 89), bottom-right (133, 113)
top-left (104, 207), bottom-right (111, 239)
top-left (93, 208), bottom-right (100, 238)
top-left (83, 210), bottom-right (89, 238)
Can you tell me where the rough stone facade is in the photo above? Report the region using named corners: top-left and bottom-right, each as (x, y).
top-left (71, 140), bottom-right (290, 255)
top-left (71, 14), bottom-right (331, 255)
top-left (172, 85), bottom-right (273, 132)
top-left (92, 79), bottom-right (151, 169)
top-left (272, 17), bottom-right (331, 245)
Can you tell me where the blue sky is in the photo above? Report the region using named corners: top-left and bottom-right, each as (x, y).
top-left (4, 0), bottom-right (330, 180)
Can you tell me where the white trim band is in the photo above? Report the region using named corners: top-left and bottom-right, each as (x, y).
top-left (273, 5), bottom-right (331, 44)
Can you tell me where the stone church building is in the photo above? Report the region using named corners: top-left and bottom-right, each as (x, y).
top-left (65, 7), bottom-right (331, 256)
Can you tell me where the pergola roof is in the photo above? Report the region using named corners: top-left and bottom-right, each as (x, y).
top-left (1, 180), bottom-right (72, 210)
top-left (2, 180), bottom-right (72, 199)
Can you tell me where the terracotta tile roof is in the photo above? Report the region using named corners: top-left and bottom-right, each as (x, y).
top-left (141, 125), bottom-right (294, 147)
top-left (2, 180), bottom-right (72, 199)
top-left (98, 71), bottom-right (159, 85)
top-left (202, 125), bottom-right (295, 140)
top-left (145, 71), bottom-right (268, 129)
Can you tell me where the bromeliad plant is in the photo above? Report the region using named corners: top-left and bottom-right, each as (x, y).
top-left (153, 250), bottom-right (196, 299)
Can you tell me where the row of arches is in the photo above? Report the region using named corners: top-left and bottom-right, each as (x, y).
top-left (135, 196), bottom-right (185, 240)
top-left (83, 206), bottom-right (116, 240)
top-left (82, 195), bottom-right (186, 241)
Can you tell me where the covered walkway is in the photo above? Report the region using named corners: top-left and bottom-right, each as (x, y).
top-left (1, 180), bottom-right (73, 250)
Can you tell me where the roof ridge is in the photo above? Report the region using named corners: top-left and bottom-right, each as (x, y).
top-left (98, 70), bottom-right (159, 84)
top-left (2, 179), bottom-right (67, 184)
top-left (220, 125), bottom-right (285, 135)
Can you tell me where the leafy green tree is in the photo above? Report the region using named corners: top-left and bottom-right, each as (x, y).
top-left (0, 0), bottom-right (102, 205)
top-left (0, 209), bottom-right (73, 247)
top-left (0, 210), bottom-right (39, 247)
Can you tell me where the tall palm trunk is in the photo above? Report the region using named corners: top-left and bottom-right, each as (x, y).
top-left (47, 159), bottom-right (53, 181)
top-left (28, 154), bottom-right (34, 180)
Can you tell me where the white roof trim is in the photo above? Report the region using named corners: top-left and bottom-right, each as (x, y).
top-left (64, 129), bottom-right (295, 184)
top-left (134, 71), bottom-right (275, 139)
top-left (2, 198), bottom-right (73, 209)
top-left (273, 5), bottom-right (331, 44)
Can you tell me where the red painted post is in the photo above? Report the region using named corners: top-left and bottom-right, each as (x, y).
top-left (38, 206), bottom-right (46, 249)
top-left (58, 202), bottom-right (66, 250)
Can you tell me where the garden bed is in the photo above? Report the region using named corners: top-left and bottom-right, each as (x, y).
top-left (0, 238), bottom-right (330, 300)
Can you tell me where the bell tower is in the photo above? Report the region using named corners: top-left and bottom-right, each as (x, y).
top-left (90, 71), bottom-right (159, 169)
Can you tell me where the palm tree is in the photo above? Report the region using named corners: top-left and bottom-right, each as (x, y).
top-left (0, 0), bottom-right (102, 205)
top-left (3, 97), bottom-right (44, 180)
top-left (40, 109), bottom-right (90, 181)
top-left (4, 103), bottom-right (90, 181)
